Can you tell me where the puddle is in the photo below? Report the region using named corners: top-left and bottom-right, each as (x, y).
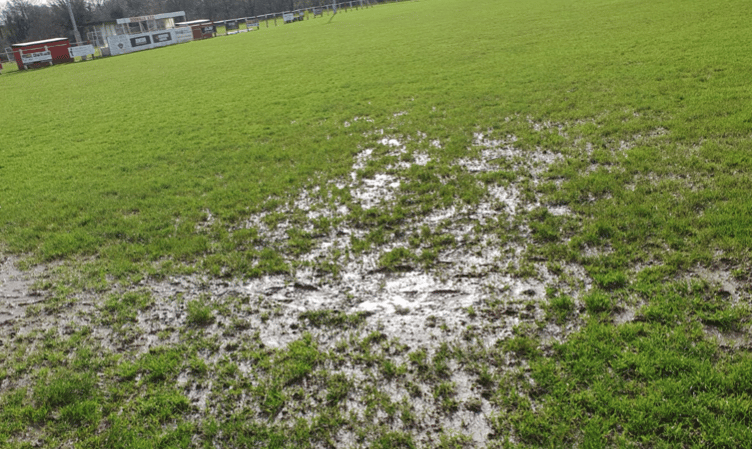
top-left (351, 173), bottom-right (401, 209)
top-left (157, 130), bottom-right (588, 354)
top-left (689, 266), bottom-right (749, 303)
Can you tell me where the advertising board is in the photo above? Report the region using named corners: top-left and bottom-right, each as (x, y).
top-left (21, 51), bottom-right (52, 64)
top-left (174, 27), bottom-right (193, 43)
top-left (152, 32), bottom-right (173, 43)
top-left (107, 29), bottom-right (181, 56)
top-left (130, 35), bottom-right (152, 47)
top-left (69, 45), bottom-right (96, 58)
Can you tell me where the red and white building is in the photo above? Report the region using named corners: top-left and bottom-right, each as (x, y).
top-left (12, 38), bottom-right (73, 70)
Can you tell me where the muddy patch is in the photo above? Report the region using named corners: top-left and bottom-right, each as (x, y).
top-left (220, 130), bottom-right (585, 347)
top-left (62, 128), bottom-right (587, 442)
top-left (3, 119), bottom-right (710, 446)
top-left (0, 257), bottom-right (46, 325)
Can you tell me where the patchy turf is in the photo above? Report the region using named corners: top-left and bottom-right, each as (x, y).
top-left (1, 0), bottom-right (752, 447)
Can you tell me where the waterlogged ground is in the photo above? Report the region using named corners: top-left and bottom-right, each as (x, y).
top-left (2, 115), bottom-right (751, 447)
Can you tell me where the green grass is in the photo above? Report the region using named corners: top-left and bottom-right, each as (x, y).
top-left (1, 0), bottom-right (752, 446)
top-left (0, 60), bottom-right (19, 74)
top-left (2, 0), bottom-right (745, 272)
top-left (497, 279), bottom-right (752, 447)
top-left (186, 298), bottom-right (215, 327)
top-left (299, 309), bottom-right (367, 328)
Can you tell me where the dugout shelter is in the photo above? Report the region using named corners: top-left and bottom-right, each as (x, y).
top-left (12, 38), bottom-right (72, 70)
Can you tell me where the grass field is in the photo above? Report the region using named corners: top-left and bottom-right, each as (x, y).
top-left (0, 60), bottom-right (19, 74)
top-left (1, 0), bottom-right (751, 446)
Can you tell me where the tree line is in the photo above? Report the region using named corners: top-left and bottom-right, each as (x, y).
top-left (1, 0), bottom-right (353, 50)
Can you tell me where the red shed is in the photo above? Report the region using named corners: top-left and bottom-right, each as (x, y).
top-left (12, 38), bottom-right (73, 70)
top-left (175, 20), bottom-right (214, 40)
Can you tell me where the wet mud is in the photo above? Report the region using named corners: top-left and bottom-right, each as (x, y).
top-left (0, 257), bottom-right (45, 325)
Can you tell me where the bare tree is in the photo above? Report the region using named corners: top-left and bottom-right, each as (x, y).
top-left (2, 0), bottom-right (34, 42)
top-left (2, 0), bottom-right (66, 43)
top-left (49, 0), bottom-right (91, 39)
